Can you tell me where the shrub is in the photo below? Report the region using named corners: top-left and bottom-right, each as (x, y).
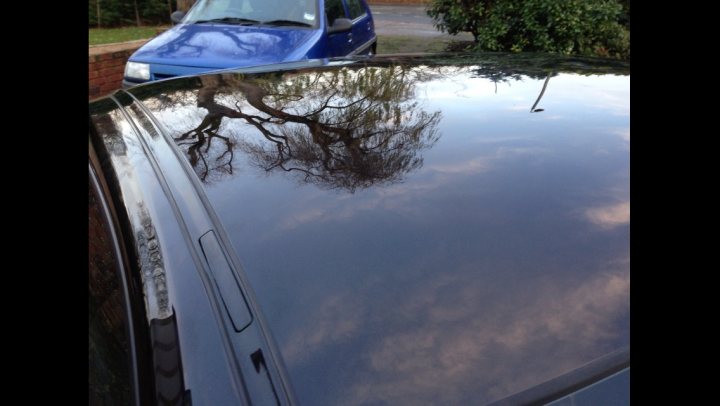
top-left (427, 0), bottom-right (630, 59)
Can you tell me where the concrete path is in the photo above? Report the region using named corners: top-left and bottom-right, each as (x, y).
top-left (370, 4), bottom-right (439, 37)
top-left (89, 39), bottom-right (149, 56)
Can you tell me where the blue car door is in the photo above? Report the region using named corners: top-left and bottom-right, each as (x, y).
top-left (325, 0), bottom-right (352, 56)
top-left (345, 0), bottom-right (375, 54)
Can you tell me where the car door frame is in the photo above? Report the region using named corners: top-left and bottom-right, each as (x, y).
top-left (343, 0), bottom-right (376, 55)
top-left (323, 0), bottom-right (375, 56)
top-left (324, 0), bottom-right (353, 56)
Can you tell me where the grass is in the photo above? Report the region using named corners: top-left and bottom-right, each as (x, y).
top-left (376, 35), bottom-right (455, 54)
top-left (89, 26), bottom-right (169, 46)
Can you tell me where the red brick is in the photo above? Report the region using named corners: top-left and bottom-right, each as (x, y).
top-left (106, 73), bottom-right (125, 83)
top-left (101, 81), bottom-right (121, 90)
top-left (88, 70), bottom-right (100, 80)
top-left (98, 59), bottom-right (124, 69)
top-left (103, 76), bottom-right (121, 85)
top-left (113, 58), bottom-right (128, 68)
top-left (98, 66), bottom-right (123, 77)
top-left (89, 77), bottom-right (106, 87)
top-left (93, 76), bottom-right (108, 85)
top-left (112, 51), bottom-right (132, 59)
top-left (91, 75), bottom-right (108, 84)
top-left (100, 83), bottom-right (120, 93)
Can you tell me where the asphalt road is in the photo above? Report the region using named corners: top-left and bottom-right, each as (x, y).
top-left (369, 4), bottom-right (473, 39)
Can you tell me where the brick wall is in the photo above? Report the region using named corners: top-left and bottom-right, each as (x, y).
top-left (89, 40), bottom-right (146, 99)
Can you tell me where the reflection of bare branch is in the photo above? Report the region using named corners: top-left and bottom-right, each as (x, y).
top-left (170, 78), bottom-right (239, 182)
top-left (162, 66), bottom-right (442, 190)
top-left (530, 75), bottom-right (551, 113)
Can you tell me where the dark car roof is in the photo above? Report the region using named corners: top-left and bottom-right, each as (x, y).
top-left (103, 53), bottom-right (629, 405)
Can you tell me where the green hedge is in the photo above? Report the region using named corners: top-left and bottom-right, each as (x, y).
top-left (427, 0), bottom-right (630, 59)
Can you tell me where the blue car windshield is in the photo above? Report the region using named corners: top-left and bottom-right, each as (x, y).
top-left (184, 0), bottom-right (319, 27)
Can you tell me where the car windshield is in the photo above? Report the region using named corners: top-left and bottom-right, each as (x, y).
top-left (183, 0), bottom-right (318, 27)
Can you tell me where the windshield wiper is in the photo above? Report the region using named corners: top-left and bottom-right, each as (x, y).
top-left (193, 17), bottom-right (260, 25)
top-left (261, 19), bottom-right (312, 27)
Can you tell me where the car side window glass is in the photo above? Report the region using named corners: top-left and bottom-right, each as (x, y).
top-left (345, 0), bottom-right (365, 19)
top-left (325, 0), bottom-right (346, 25)
top-left (89, 182), bottom-right (133, 405)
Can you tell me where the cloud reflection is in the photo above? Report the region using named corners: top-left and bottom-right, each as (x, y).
top-left (585, 201), bottom-right (630, 229)
top-left (282, 293), bottom-right (364, 365)
top-left (428, 157), bottom-right (492, 175)
top-left (342, 262), bottom-right (629, 405)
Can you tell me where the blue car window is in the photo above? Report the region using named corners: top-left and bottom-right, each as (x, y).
top-left (289, 0), bottom-right (318, 23)
top-left (185, 0), bottom-right (318, 26)
top-left (345, 0), bottom-right (365, 19)
top-left (325, 0), bottom-right (346, 24)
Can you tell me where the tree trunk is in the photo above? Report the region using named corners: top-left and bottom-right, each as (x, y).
top-left (96, 0), bottom-right (101, 28)
top-left (167, 0), bottom-right (173, 16)
top-left (134, 0), bottom-right (141, 27)
top-left (177, 0), bottom-right (196, 12)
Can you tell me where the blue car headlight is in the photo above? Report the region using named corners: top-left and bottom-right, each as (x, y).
top-left (125, 62), bottom-right (150, 80)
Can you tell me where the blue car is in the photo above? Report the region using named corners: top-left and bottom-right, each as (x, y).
top-left (123, 0), bottom-right (376, 86)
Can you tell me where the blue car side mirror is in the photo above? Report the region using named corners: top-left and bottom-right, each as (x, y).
top-left (171, 11), bottom-right (186, 25)
top-left (327, 18), bottom-right (352, 34)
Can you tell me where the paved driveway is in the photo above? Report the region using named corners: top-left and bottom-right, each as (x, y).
top-left (370, 4), bottom-right (473, 40)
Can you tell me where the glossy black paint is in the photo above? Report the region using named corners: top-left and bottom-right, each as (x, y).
top-left (90, 137), bottom-right (159, 405)
top-left (90, 91), bottom-right (296, 405)
top-left (91, 54), bottom-right (629, 405)
top-left (89, 174), bottom-right (134, 405)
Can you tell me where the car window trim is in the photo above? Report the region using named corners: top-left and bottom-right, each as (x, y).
top-left (90, 131), bottom-right (162, 405)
